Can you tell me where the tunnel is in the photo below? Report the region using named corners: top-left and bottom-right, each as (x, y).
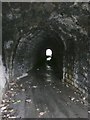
top-left (14, 30), bottom-right (65, 80)
top-left (0, 2), bottom-right (89, 119)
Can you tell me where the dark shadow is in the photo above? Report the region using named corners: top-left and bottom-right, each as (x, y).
top-left (31, 31), bottom-right (65, 81)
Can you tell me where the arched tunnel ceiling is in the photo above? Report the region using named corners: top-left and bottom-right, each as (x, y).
top-left (2, 2), bottom-right (90, 81)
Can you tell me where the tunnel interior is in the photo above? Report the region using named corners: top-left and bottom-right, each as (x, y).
top-left (1, 2), bottom-right (89, 119)
top-left (2, 2), bottom-right (89, 99)
top-left (32, 31), bottom-right (64, 78)
top-left (14, 30), bottom-right (65, 80)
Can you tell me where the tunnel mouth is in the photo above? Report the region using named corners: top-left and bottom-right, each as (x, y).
top-left (13, 30), bottom-right (65, 80)
top-left (2, 4), bottom-right (89, 113)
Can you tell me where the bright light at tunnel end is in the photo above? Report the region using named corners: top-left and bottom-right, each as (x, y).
top-left (46, 49), bottom-right (52, 61)
top-left (46, 49), bottom-right (52, 56)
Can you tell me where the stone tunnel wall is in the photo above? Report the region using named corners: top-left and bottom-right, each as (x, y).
top-left (63, 36), bottom-right (89, 97)
top-left (2, 2), bottom-right (90, 98)
top-left (0, 2), bottom-right (8, 106)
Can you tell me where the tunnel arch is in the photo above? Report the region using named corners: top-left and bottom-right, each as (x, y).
top-left (13, 30), bottom-right (66, 80)
top-left (2, 2), bottom-right (89, 102)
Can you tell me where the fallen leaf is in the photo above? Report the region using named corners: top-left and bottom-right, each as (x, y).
top-left (76, 99), bottom-right (79, 102)
top-left (1, 106), bottom-right (7, 111)
top-left (10, 88), bottom-right (14, 91)
top-left (71, 97), bottom-right (75, 101)
top-left (36, 108), bottom-right (40, 111)
top-left (9, 109), bottom-right (14, 113)
top-left (22, 89), bottom-right (25, 91)
top-left (39, 111), bottom-right (46, 116)
top-left (88, 111), bottom-right (90, 113)
top-left (9, 116), bottom-right (17, 118)
top-left (20, 84), bottom-right (23, 87)
top-left (11, 93), bottom-right (15, 97)
top-left (26, 99), bottom-right (32, 103)
top-left (32, 86), bottom-right (37, 88)
top-left (13, 100), bottom-right (21, 104)
top-left (83, 97), bottom-right (86, 100)
top-left (59, 91), bottom-right (61, 93)
top-left (7, 114), bottom-right (10, 117)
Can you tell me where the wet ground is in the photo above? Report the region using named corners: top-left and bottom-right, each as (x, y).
top-left (0, 64), bottom-right (88, 118)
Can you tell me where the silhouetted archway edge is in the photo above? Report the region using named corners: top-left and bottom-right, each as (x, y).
top-left (13, 29), bottom-right (73, 81)
top-left (9, 22), bottom-right (74, 79)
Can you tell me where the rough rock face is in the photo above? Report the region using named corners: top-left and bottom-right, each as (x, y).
top-left (2, 3), bottom-right (90, 96)
top-left (0, 56), bottom-right (7, 103)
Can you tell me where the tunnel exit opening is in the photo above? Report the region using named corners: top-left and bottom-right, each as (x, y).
top-left (46, 49), bottom-right (52, 61)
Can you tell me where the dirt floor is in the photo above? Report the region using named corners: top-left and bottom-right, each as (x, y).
top-left (0, 64), bottom-right (88, 119)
